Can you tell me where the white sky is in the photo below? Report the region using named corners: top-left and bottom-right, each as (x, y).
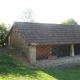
top-left (0, 0), bottom-right (80, 25)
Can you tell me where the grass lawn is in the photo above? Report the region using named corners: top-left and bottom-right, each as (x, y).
top-left (0, 53), bottom-right (80, 80)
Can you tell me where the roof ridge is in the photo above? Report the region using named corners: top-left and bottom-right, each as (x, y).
top-left (13, 21), bottom-right (80, 26)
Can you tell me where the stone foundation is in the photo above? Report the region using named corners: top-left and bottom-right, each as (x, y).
top-left (36, 55), bottom-right (80, 69)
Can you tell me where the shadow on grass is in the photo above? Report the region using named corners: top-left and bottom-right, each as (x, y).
top-left (0, 66), bottom-right (47, 79)
top-left (0, 54), bottom-right (53, 79)
top-left (41, 67), bottom-right (80, 80)
top-left (0, 54), bottom-right (41, 79)
top-left (0, 53), bottom-right (80, 80)
top-left (1, 65), bottom-right (80, 80)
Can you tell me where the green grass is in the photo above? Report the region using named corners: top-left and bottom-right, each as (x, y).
top-left (0, 53), bottom-right (80, 80)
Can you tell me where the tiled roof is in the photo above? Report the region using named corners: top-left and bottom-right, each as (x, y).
top-left (13, 22), bottom-right (80, 45)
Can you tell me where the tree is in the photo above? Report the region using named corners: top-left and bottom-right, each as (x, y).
top-left (61, 18), bottom-right (78, 25)
top-left (0, 23), bottom-right (8, 46)
top-left (21, 9), bottom-right (34, 22)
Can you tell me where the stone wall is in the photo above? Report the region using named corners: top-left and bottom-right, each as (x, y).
top-left (36, 55), bottom-right (80, 69)
top-left (9, 27), bottom-right (29, 60)
top-left (52, 44), bottom-right (70, 57)
top-left (36, 45), bottom-right (52, 60)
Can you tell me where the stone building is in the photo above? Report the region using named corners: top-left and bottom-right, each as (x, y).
top-left (5, 22), bottom-right (80, 65)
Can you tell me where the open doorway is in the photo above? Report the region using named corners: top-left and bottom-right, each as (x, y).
top-left (74, 44), bottom-right (80, 55)
top-left (52, 44), bottom-right (70, 57)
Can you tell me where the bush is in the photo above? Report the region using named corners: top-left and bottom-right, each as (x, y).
top-left (0, 23), bottom-right (8, 46)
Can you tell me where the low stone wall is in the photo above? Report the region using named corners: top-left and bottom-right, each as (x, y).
top-left (36, 55), bottom-right (80, 69)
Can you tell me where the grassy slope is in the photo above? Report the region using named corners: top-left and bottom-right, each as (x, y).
top-left (0, 54), bottom-right (80, 80)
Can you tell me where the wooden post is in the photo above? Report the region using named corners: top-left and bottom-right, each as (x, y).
top-left (70, 44), bottom-right (74, 56)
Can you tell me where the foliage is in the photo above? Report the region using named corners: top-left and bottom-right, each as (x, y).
top-left (0, 53), bottom-right (80, 80)
top-left (0, 23), bottom-right (8, 46)
top-left (61, 18), bottom-right (78, 25)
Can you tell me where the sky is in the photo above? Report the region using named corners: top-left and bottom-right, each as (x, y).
top-left (0, 0), bottom-right (80, 25)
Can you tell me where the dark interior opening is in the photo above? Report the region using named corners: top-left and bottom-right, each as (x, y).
top-left (74, 44), bottom-right (80, 55)
top-left (52, 44), bottom-right (70, 57)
